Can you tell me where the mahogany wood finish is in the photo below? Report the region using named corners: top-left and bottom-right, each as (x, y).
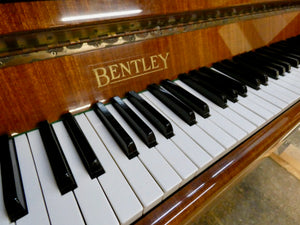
top-left (135, 101), bottom-right (300, 225)
top-left (0, 11), bottom-right (300, 135)
top-left (0, 0), bottom-right (287, 35)
top-left (1, 1), bottom-right (300, 224)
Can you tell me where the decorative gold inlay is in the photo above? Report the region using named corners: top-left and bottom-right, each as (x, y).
top-left (92, 52), bottom-right (170, 87)
top-left (0, 1), bottom-right (300, 68)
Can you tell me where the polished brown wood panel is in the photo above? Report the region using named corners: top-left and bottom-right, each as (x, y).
top-left (0, 11), bottom-right (299, 135)
top-left (0, 0), bottom-right (290, 35)
top-left (134, 100), bottom-right (300, 225)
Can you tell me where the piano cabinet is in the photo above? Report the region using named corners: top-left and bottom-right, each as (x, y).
top-left (1, 1), bottom-right (300, 224)
top-left (134, 101), bottom-right (300, 224)
top-left (0, 0), bottom-right (297, 36)
top-left (1, 8), bottom-right (300, 135)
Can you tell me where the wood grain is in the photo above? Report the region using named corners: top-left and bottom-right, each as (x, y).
top-left (134, 100), bottom-right (300, 225)
top-left (0, 1), bottom-right (300, 224)
top-left (0, 0), bottom-right (291, 35)
top-left (0, 11), bottom-right (299, 135)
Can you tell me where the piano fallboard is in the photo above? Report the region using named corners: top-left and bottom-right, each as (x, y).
top-left (1, 1), bottom-right (300, 224)
top-left (0, 10), bottom-right (300, 135)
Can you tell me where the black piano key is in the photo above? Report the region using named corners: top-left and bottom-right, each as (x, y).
top-left (263, 45), bottom-right (300, 59)
top-left (271, 43), bottom-right (300, 57)
top-left (233, 55), bottom-right (279, 79)
top-left (190, 69), bottom-right (239, 102)
top-left (290, 38), bottom-right (300, 47)
top-left (221, 59), bottom-right (268, 85)
top-left (147, 83), bottom-right (196, 126)
top-left (287, 37), bottom-right (300, 50)
top-left (212, 62), bottom-right (261, 90)
top-left (256, 48), bottom-right (299, 68)
top-left (198, 67), bottom-right (248, 97)
top-left (62, 113), bottom-right (105, 179)
top-left (39, 121), bottom-right (77, 195)
top-left (267, 46), bottom-right (300, 61)
top-left (161, 79), bottom-right (210, 118)
top-left (94, 102), bottom-right (139, 159)
top-left (0, 134), bottom-right (28, 222)
top-left (126, 91), bottom-right (174, 139)
top-left (178, 73), bottom-right (228, 108)
top-left (111, 96), bottom-right (157, 148)
top-left (240, 52), bottom-right (286, 75)
top-left (250, 52), bottom-right (291, 72)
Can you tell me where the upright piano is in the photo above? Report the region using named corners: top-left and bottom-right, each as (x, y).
top-left (1, 0), bottom-right (300, 224)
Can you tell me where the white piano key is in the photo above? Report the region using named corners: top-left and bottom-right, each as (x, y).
top-left (203, 99), bottom-right (257, 134)
top-left (271, 78), bottom-right (300, 95)
top-left (27, 130), bottom-right (85, 225)
top-left (196, 116), bottom-right (236, 148)
top-left (123, 117), bottom-right (198, 184)
top-left (0, 168), bottom-right (14, 225)
top-left (280, 73), bottom-right (300, 86)
top-left (124, 99), bottom-right (213, 175)
top-left (245, 91), bottom-right (281, 115)
top-left (290, 74), bottom-right (300, 80)
top-left (174, 74), bottom-right (266, 130)
top-left (169, 129), bottom-right (213, 171)
top-left (174, 80), bottom-right (248, 140)
top-left (260, 84), bottom-right (291, 103)
top-left (154, 140), bottom-right (197, 183)
top-left (106, 104), bottom-right (182, 198)
top-left (291, 67), bottom-right (300, 74)
top-left (52, 122), bottom-right (119, 225)
top-left (141, 91), bottom-right (225, 158)
top-left (238, 97), bottom-right (274, 120)
top-left (286, 73), bottom-right (300, 80)
top-left (286, 72), bottom-right (300, 86)
top-left (228, 102), bottom-right (265, 127)
top-left (205, 110), bottom-right (247, 140)
top-left (75, 113), bottom-right (143, 225)
top-left (266, 81), bottom-right (298, 102)
top-left (213, 105), bottom-right (257, 134)
top-left (248, 88), bottom-right (287, 109)
top-left (85, 111), bottom-right (163, 213)
top-left (13, 135), bottom-right (50, 225)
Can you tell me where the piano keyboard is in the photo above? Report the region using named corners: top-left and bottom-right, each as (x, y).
top-left (1, 36), bottom-right (300, 225)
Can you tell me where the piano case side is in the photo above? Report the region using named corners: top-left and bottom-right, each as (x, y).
top-left (0, 10), bottom-right (300, 135)
top-left (134, 97), bottom-right (300, 225)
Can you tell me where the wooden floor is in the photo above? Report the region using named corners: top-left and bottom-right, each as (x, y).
top-left (190, 126), bottom-right (300, 225)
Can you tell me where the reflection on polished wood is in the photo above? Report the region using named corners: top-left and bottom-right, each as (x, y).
top-left (2, 1), bottom-right (300, 224)
top-left (0, 0), bottom-right (291, 35)
top-left (186, 123), bottom-right (300, 224)
top-left (186, 157), bottom-right (300, 225)
top-left (135, 101), bottom-right (300, 225)
top-left (2, 1), bottom-right (299, 68)
top-left (0, 11), bottom-right (300, 135)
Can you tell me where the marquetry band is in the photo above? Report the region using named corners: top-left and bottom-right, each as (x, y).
top-left (0, 0), bottom-right (300, 68)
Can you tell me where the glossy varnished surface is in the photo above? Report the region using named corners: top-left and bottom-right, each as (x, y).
top-left (134, 101), bottom-right (300, 225)
top-left (190, 158), bottom-right (300, 224)
top-left (0, 11), bottom-right (299, 135)
top-left (0, 0), bottom-right (288, 35)
top-left (192, 124), bottom-right (300, 224)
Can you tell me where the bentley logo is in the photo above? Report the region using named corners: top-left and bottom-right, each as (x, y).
top-left (92, 52), bottom-right (170, 87)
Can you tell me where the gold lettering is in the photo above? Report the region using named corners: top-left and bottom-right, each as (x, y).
top-left (119, 62), bottom-right (132, 77)
top-left (93, 52), bottom-right (170, 88)
top-left (108, 64), bottom-right (120, 80)
top-left (130, 59), bottom-right (141, 73)
top-left (158, 52), bottom-right (169, 69)
top-left (93, 67), bottom-right (110, 87)
top-left (150, 55), bottom-right (159, 69)
top-left (141, 58), bottom-right (151, 72)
